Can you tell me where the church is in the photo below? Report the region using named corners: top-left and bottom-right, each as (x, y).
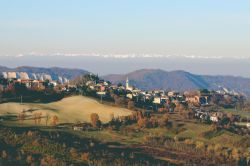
top-left (125, 77), bottom-right (133, 91)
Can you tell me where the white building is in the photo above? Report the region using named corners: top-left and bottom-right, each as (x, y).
top-left (19, 72), bottom-right (29, 80)
top-left (153, 97), bottom-right (161, 104)
top-left (43, 74), bottom-right (52, 81)
top-left (1, 72), bottom-right (7, 79)
top-left (7, 72), bottom-right (17, 79)
top-left (126, 93), bottom-right (133, 99)
top-left (126, 77), bottom-right (133, 91)
top-left (210, 115), bottom-right (219, 122)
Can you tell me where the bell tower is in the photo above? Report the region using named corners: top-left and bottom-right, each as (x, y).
top-left (126, 77), bottom-right (129, 89)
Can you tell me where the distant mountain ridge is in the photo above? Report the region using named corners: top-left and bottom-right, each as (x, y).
top-left (0, 66), bottom-right (89, 81)
top-left (102, 69), bottom-right (250, 96)
top-left (1, 66), bottom-right (250, 96)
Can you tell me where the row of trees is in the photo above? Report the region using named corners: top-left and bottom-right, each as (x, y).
top-left (17, 112), bottom-right (59, 126)
top-left (90, 110), bottom-right (169, 130)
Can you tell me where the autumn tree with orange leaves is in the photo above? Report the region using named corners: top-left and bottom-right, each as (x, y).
top-left (90, 113), bottom-right (101, 128)
top-left (51, 115), bottom-right (59, 126)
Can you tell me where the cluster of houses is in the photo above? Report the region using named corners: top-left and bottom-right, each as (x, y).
top-left (0, 71), bottom-right (70, 91)
top-left (194, 109), bottom-right (226, 123)
top-left (83, 75), bottom-right (242, 109)
top-left (194, 108), bottom-right (250, 130)
top-left (77, 74), bottom-right (249, 128)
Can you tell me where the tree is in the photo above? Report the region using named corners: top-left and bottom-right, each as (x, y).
top-left (117, 83), bottom-right (123, 87)
top-left (109, 113), bottom-right (114, 121)
top-left (127, 100), bottom-right (135, 110)
top-left (184, 139), bottom-right (194, 145)
top-left (90, 113), bottom-right (101, 128)
top-left (195, 141), bottom-right (205, 150)
top-left (210, 123), bottom-right (218, 131)
top-left (0, 85), bottom-right (3, 93)
top-left (235, 95), bottom-right (245, 110)
top-left (175, 103), bottom-right (187, 118)
top-left (214, 144), bottom-right (223, 153)
top-left (136, 111), bottom-right (143, 120)
top-left (2, 150), bottom-right (7, 159)
top-left (149, 116), bottom-right (158, 128)
top-left (26, 155), bottom-right (34, 164)
top-left (187, 110), bottom-right (195, 119)
top-left (231, 148), bottom-right (240, 160)
top-left (69, 148), bottom-right (78, 158)
top-left (18, 112), bottom-right (26, 123)
top-left (37, 112), bottom-right (42, 124)
top-left (137, 117), bottom-right (149, 128)
top-left (170, 102), bottom-right (176, 112)
top-left (206, 144), bottom-right (214, 154)
top-left (45, 113), bottom-right (50, 126)
top-left (243, 100), bottom-right (250, 111)
top-left (33, 112), bottom-right (42, 124)
top-left (158, 114), bottom-right (169, 127)
top-left (40, 155), bottom-right (66, 166)
top-left (114, 95), bottom-right (126, 106)
top-left (200, 89), bottom-right (210, 96)
top-left (51, 115), bottom-right (59, 125)
top-left (81, 152), bottom-right (90, 161)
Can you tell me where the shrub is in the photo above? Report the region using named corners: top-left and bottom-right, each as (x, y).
top-left (2, 150), bottom-right (8, 159)
top-left (184, 139), bottom-right (194, 145)
top-left (69, 148), bottom-right (78, 158)
top-left (81, 152), bottom-right (90, 161)
top-left (158, 114), bottom-right (169, 127)
top-left (26, 155), bottom-right (34, 164)
top-left (195, 141), bottom-right (205, 150)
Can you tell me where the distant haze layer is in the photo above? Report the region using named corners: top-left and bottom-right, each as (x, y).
top-left (0, 55), bottom-right (249, 78)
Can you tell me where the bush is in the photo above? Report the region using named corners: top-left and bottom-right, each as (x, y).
top-left (184, 139), bottom-right (194, 145)
top-left (195, 141), bottom-right (205, 150)
top-left (81, 152), bottom-right (90, 161)
top-left (158, 114), bottom-right (169, 127)
top-left (69, 148), bottom-right (78, 158)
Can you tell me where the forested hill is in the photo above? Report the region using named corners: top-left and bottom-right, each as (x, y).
top-left (103, 69), bottom-right (250, 96)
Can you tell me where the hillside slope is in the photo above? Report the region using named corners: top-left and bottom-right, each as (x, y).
top-left (0, 96), bottom-right (132, 125)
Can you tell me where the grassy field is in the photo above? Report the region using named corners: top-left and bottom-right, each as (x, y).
top-left (1, 103), bottom-right (249, 165)
top-left (220, 108), bottom-right (250, 118)
top-left (0, 96), bottom-right (132, 126)
top-left (0, 96), bottom-right (249, 164)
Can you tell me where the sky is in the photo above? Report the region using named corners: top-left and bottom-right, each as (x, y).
top-left (0, 1), bottom-right (250, 76)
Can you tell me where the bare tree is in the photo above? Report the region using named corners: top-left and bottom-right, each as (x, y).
top-left (45, 113), bottom-right (50, 126)
top-left (18, 112), bottom-right (26, 123)
top-left (32, 112), bottom-right (42, 124)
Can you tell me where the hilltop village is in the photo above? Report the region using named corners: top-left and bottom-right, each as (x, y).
top-left (78, 74), bottom-right (249, 127)
top-left (0, 72), bottom-right (248, 126)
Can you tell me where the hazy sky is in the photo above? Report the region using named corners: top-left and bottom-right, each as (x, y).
top-left (0, 0), bottom-right (250, 57)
